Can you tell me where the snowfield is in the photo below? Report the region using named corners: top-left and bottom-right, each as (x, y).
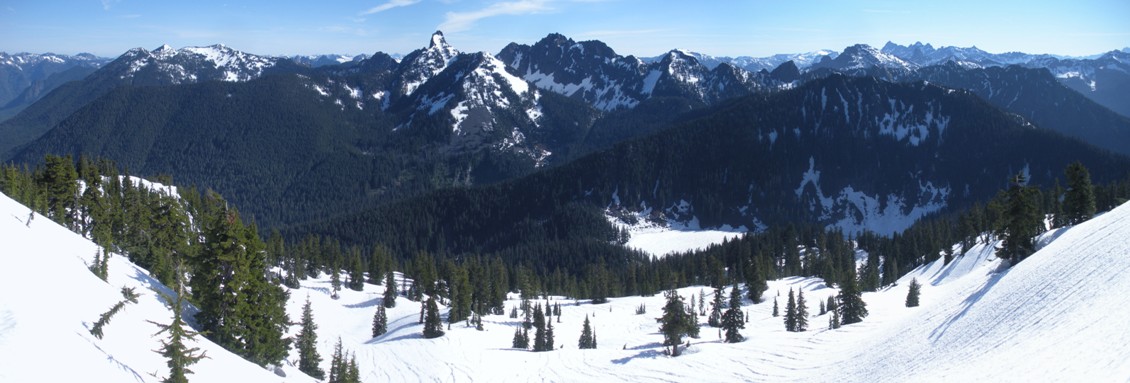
top-left (3, 189), bottom-right (1130, 382)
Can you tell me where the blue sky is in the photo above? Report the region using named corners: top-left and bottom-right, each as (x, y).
top-left (2, 0), bottom-right (1128, 58)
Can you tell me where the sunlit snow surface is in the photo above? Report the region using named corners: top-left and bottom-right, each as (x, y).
top-left (4, 187), bottom-right (1130, 382)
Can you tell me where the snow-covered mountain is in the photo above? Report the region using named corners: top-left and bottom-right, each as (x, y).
top-left (5, 184), bottom-right (1130, 382)
top-left (395, 31), bottom-right (460, 97)
top-left (881, 42), bottom-right (1130, 118)
top-left (642, 49), bottom-right (840, 73)
top-left (104, 43), bottom-right (280, 85)
top-left (0, 52), bottom-right (109, 115)
top-left (290, 53), bottom-right (368, 68)
top-left (499, 33), bottom-right (782, 112)
top-left (808, 44), bottom-right (919, 80)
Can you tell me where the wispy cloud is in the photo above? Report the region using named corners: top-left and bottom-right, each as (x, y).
top-left (361, 0), bottom-right (421, 15)
top-left (438, 0), bottom-right (552, 33)
top-left (100, 0), bottom-right (119, 10)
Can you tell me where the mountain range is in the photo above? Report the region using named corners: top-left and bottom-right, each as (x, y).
top-left (2, 32), bottom-right (1129, 245)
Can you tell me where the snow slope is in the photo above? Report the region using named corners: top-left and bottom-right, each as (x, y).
top-left (3, 185), bottom-right (1130, 382)
top-left (0, 192), bottom-right (307, 382)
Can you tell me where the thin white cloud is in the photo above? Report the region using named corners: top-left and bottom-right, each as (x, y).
top-left (100, 0), bottom-right (119, 10)
top-left (438, 0), bottom-right (552, 33)
top-left (361, 0), bottom-right (421, 15)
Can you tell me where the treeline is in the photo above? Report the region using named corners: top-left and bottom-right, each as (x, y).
top-left (1, 155), bottom-right (290, 368)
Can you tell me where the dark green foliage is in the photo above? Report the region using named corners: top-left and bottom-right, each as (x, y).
top-left (838, 277), bottom-right (868, 326)
top-left (829, 306), bottom-right (841, 330)
top-left (328, 338), bottom-right (344, 383)
top-left (347, 246), bottom-right (365, 292)
top-left (190, 198), bottom-right (291, 366)
top-left (532, 304), bottom-right (548, 351)
top-left (772, 297), bottom-right (779, 317)
top-left (1064, 161), bottom-right (1097, 225)
top-left (1000, 173), bottom-right (1043, 265)
top-left (784, 288), bottom-right (797, 332)
top-left (906, 278), bottom-right (921, 308)
top-left (150, 264), bottom-right (206, 383)
top-left (89, 248), bottom-right (109, 282)
top-left (721, 284), bottom-right (745, 343)
top-left (635, 303), bottom-right (647, 315)
top-left (296, 297), bottom-right (324, 380)
top-left (422, 297), bottom-right (444, 339)
top-left (659, 289), bottom-right (695, 357)
top-left (708, 287), bottom-right (724, 327)
top-left (383, 271), bottom-right (397, 308)
top-left (512, 326), bottom-right (529, 349)
top-left (89, 287), bottom-right (139, 339)
top-left (331, 267), bottom-right (342, 299)
top-left (546, 318), bottom-right (555, 351)
top-left (578, 315), bottom-right (596, 349)
top-left (819, 300), bottom-right (826, 316)
top-left (372, 305), bottom-right (388, 337)
top-left (796, 289), bottom-right (808, 332)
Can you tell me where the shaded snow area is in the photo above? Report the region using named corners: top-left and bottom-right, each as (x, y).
top-left (4, 187), bottom-right (1130, 382)
top-left (606, 213), bottom-right (745, 257)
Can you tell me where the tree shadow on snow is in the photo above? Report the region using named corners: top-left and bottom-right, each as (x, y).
top-left (611, 348), bottom-right (664, 364)
top-left (928, 262), bottom-right (1010, 342)
top-left (79, 330), bottom-right (147, 382)
top-left (344, 297), bottom-right (383, 309)
top-left (364, 321), bottom-right (420, 344)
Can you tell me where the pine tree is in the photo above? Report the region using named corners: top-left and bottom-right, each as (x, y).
top-left (784, 288), bottom-right (797, 332)
top-left (513, 326), bottom-right (528, 349)
top-left (532, 304), bottom-right (548, 351)
top-left (372, 305), bottom-right (388, 337)
top-left (708, 287), bottom-right (724, 327)
top-left (906, 278), bottom-right (921, 308)
top-left (90, 287), bottom-right (139, 339)
top-left (659, 289), bottom-right (693, 357)
top-left (1064, 161), bottom-right (1096, 225)
top-left (772, 297), bottom-right (779, 317)
top-left (347, 247), bottom-right (365, 292)
top-left (721, 284), bottom-right (745, 343)
top-left (344, 353), bottom-right (360, 383)
top-left (698, 288), bottom-right (706, 316)
top-left (383, 271), bottom-right (397, 308)
top-left (838, 277), bottom-right (868, 325)
top-left (149, 263), bottom-right (206, 383)
top-left (829, 306), bottom-right (841, 330)
top-left (422, 297), bottom-right (444, 339)
top-left (331, 266), bottom-right (342, 299)
top-left (796, 289), bottom-right (809, 332)
top-left (578, 315), bottom-right (596, 349)
top-left (1000, 173), bottom-right (1041, 265)
top-left (295, 297), bottom-right (324, 380)
top-left (819, 300), bottom-right (826, 316)
top-left (328, 338), bottom-right (344, 383)
top-left (546, 317), bottom-right (555, 351)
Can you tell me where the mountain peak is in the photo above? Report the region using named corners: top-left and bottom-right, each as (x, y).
top-left (430, 31), bottom-right (448, 49)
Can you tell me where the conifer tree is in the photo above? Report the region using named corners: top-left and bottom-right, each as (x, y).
top-left (422, 297), bottom-right (444, 339)
top-left (513, 326), bottom-right (528, 349)
top-left (1000, 173), bottom-right (1041, 265)
top-left (698, 289), bottom-right (706, 316)
top-left (784, 288), bottom-right (797, 332)
top-left (1064, 161), bottom-right (1096, 225)
top-left (796, 289), bottom-right (809, 332)
top-left (532, 304), bottom-right (548, 351)
top-left (708, 287), bottom-right (724, 327)
top-left (578, 315), bottom-right (596, 349)
top-left (347, 247), bottom-right (364, 291)
top-left (721, 284), bottom-right (745, 343)
top-left (90, 287), bottom-right (139, 339)
top-left (838, 277), bottom-right (868, 325)
top-left (372, 305), bottom-right (388, 337)
top-left (150, 263), bottom-right (206, 383)
top-left (295, 297), bottom-right (324, 380)
top-left (331, 266), bottom-right (342, 299)
top-left (906, 278), bottom-right (921, 308)
top-left (659, 289), bottom-right (693, 357)
top-left (819, 300), bottom-right (826, 316)
top-left (383, 271), bottom-right (397, 308)
top-left (829, 307), bottom-right (841, 330)
top-left (546, 318), bottom-right (555, 351)
top-left (328, 338), bottom-right (344, 383)
top-left (772, 297), bottom-right (779, 317)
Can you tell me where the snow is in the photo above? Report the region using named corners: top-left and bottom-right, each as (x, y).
top-left (640, 70), bottom-right (662, 95)
top-left (0, 192), bottom-right (304, 383)
top-left (5, 184), bottom-right (1130, 382)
